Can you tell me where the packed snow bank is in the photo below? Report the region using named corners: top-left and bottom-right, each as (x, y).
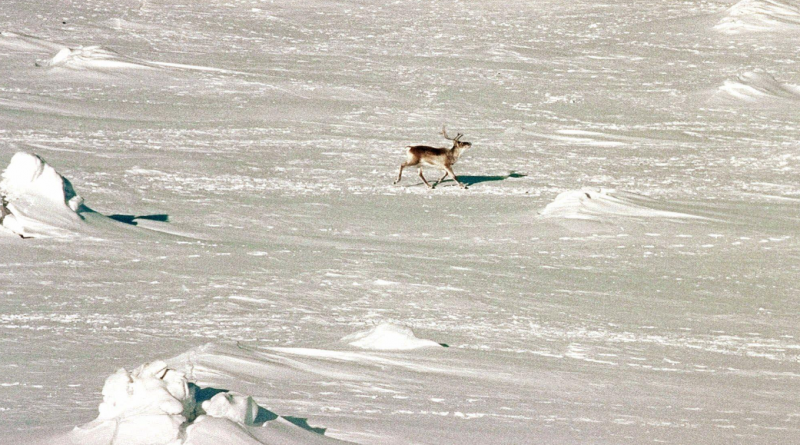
top-left (69, 361), bottom-right (195, 445)
top-left (0, 152), bottom-right (88, 238)
top-left (49, 360), bottom-right (346, 445)
top-left (715, 71), bottom-right (800, 103)
top-left (539, 189), bottom-right (704, 222)
top-left (342, 323), bottom-right (443, 350)
top-left (35, 45), bottom-right (154, 70)
top-left (715, 0), bottom-right (800, 33)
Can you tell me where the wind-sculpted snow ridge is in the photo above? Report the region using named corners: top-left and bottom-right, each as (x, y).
top-left (0, 152), bottom-right (87, 238)
top-left (42, 360), bottom-right (345, 445)
top-left (715, 0), bottom-right (800, 33)
top-left (34, 45), bottom-right (154, 70)
top-left (1, 31), bottom-right (147, 70)
top-left (0, 32), bottom-right (146, 70)
top-left (342, 323), bottom-right (443, 350)
top-left (715, 71), bottom-right (800, 103)
top-left (0, 31), bottom-right (66, 53)
top-left (539, 188), bottom-right (705, 222)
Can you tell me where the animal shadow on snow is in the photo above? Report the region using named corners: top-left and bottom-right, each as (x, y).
top-left (410, 171), bottom-right (527, 188)
top-left (107, 214), bottom-right (169, 226)
top-left (190, 384), bottom-right (327, 435)
top-left (455, 171), bottom-right (527, 187)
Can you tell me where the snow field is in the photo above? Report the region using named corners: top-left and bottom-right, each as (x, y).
top-left (1, 0), bottom-right (800, 443)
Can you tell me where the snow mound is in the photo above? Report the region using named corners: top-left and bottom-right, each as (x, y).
top-left (715, 71), bottom-right (800, 103)
top-left (201, 392), bottom-right (261, 426)
top-left (0, 152), bottom-right (87, 238)
top-left (539, 189), bottom-right (704, 222)
top-left (53, 360), bottom-right (345, 445)
top-left (71, 361), bottom-right (196, 445)
top-left (35, 45), bottom-right (153, 70)
top-left (342, 323), bottom-right (443, 350)
top-left (715, 0), bottom-right (800, 33)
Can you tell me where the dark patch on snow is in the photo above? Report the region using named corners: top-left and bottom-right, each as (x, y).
top-left (456, 171), bottom-right (527, 186)
top-left (283, 416), bottom-right (327, 436)
top-left (190, 383), bottom-right (278, 425)
top-left (189, 383), bottom-right (329, 434)
top-left (108, 213), bottom-right (170, 226)
top-left (0, 195), bottom-right (8, 225)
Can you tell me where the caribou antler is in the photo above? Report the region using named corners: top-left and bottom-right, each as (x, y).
top-left (441, 126), bottom-right (463, 141)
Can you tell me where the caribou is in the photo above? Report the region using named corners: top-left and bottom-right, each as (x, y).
top-left (393, 126), bottom-right (472, 189)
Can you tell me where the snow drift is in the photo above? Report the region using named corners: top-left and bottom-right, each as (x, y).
top-left (539, 188), bottom-right (704, 222)
top-left (715, 71), bottom-right (800, 103)
top-left (46, 360), bottom-right (347, 445)
top-left (0, 32), bottom-right (150, 71)
top-left (341, 323), bottom-right (443, 350)
top-left (35, 45), bottom-right (153, 70)
top-left (0, 152), bottom-right (88, 238)
top-left (715, 0), bottom-right (800, 33)
top-left (0, 31), bottom-right (66, 53)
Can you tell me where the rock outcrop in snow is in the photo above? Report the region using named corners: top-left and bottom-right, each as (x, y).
top-left (715, 0), bottom-right (800, 33)
top-left (539, 189), bottom-right (704, 222)
top-left (0, 152), bottom-right (87, 238)
top-left (342, 323), bottom-right (443, 350)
